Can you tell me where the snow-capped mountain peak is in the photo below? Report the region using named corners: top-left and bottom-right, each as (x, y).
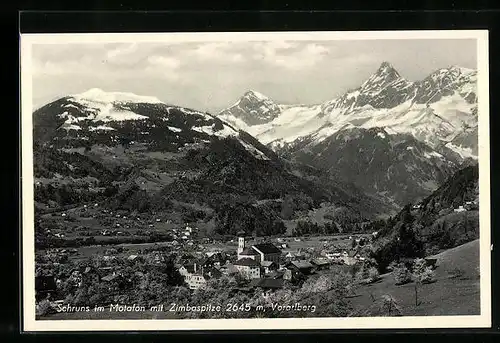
top-left (360, 61), bottom-right (411, 94)
top-left (218, 61), bottom-right (478, 162)
top-left (242, 90), bottom-right (269, 101)
top-left (71, 88), bottom-right (164, 105)
top-left (369, 61), bottom-right (401, 81)
top-left (218, 89), bottom-right (282, 126)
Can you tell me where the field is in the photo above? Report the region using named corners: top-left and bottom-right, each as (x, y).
top-left (350, 239), bottom-right (480, 316)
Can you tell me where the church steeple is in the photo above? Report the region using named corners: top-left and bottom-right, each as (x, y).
top-left (237, 236), bottom-right (245, 255)
top-left (237, 230), bottom-right (246, 259)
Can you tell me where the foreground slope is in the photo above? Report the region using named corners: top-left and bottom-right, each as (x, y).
top-left (351, 239), bottom-right (479, 317)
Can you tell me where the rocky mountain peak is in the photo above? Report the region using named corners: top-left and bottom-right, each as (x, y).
top-left (218, 90), bottom-right (281, 126)
top-left (361, 61), bottom-right (406, 92)
top-left (242, 90), bottom-right (270, 101)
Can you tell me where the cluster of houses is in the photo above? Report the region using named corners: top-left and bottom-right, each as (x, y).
top-left (177, 235), bottom-right (369, 291)
top-left (411, 199), bottom-right (479, 214)
top-left (454, 200), bottom-right (479, 213)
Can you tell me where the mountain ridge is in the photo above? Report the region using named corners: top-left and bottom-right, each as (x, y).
top-left (218, 62), bottom-right (477, 161)
top-left (216, 62), bottom-right (477, 207)
top-left (33, 89), bottom-right (391, 240)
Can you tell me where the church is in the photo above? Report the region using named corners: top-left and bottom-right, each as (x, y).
top-left (237, 236), bottom-right (281, 264)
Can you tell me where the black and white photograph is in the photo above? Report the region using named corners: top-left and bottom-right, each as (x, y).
top-left (21, 30), bottom-right (491, 331)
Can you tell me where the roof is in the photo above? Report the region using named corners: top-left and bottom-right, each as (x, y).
top-left (203, 268), bottom-right (223, 279)
top-left (182, 264), bottom-right (196, 274)
top-left (225, 264), bottom-right (239, 274)
top-left (348, 250), bottom-right (359, 257)
top-left (261, 261), bottom-right (276, 267)
top-left (249, 278), bottom-right (284, 289)
top-left (234, 258), bottom-right (260, 267)
top-left (311, 258), bottom-right (330, 266)
top-left (208, 252), bottom-right (227, 262)
top-left (267, 270), bottom-right (285, 279)
top-left (102, 274), bottom-right (119, 282)
top-left (239, 247), bottom-right (259, 256)
top-left (291, 260), bottom-right (314, 269)
top-left (197, 258), bottom-right (211, 266)
top-left (253, 243), bottom-right (281, 254)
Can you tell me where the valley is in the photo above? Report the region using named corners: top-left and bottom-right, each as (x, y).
top-left (32, 60), bottom-right (481, 320)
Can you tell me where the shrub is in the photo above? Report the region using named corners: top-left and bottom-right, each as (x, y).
top-left (413, 258), bottom-right (436, 284)
top-left (417, 267), bottom-right (436, 284)
top-left (355, 265), bottom-right (380, 284)
top-left (380, 294), bottom-right (403, 316)
top-left (367, 267), bottom-right (381, 283)
top-left (412, 258), bottom-right (427, 275)
top-left (393, 264), bottom-right (412, 285)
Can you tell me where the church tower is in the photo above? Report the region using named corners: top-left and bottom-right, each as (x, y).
top-left (237, 236), bottom-right (245, 259)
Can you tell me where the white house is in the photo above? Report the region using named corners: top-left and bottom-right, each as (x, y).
top-left (324, 252), bottom-right (341, 260)
top-left (233, 258), bottom-right (261, 279)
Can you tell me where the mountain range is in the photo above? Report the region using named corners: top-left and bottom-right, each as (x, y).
top-left (218, 62), bottom-right (478, 206)
top-left (33, 88), bottom-right (391, 239)
top-left (32, 60), bottom-right (479, 239)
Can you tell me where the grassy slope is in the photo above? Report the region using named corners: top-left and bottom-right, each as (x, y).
top-left (350, 239), bottom-right (480, 316)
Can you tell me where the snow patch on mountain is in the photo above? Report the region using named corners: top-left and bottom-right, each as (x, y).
top-left (167, 126), bottom-right (183, 133)
top-left (444, 143), bottom-right (476, 159)
top-left (89, 125), bottom-right (115, 131)
top-left (192, 124), bottom-right (237, 138)
top-left (62, 124), bottom-right (82, 131)
top-left (236, 137), bottom-right (271, 160)
top-left (423, 150), bottom-right (444, 159)
top-left (71, 88), bottom-right (164, 105)
top-left (93, 105), bottom-right (149, 122)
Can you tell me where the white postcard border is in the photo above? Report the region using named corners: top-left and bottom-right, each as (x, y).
top-left (20, 29), bottom-right (491, 331)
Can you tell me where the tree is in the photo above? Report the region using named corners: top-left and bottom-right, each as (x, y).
top-left (380, 294), bottom-right (402, 316)
top-left (394, 263), bottom-right (412, 285)
top-left (413, 258), bottom-right (436, 285)
top-left (397, 223), bottom-right (424, 259)
top-left (367, 267), bottom-right (380, 283)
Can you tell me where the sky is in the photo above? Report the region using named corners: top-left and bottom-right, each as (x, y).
top-left (31, 39), bottom-right (477, 113)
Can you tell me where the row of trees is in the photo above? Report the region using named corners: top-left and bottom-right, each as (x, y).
top-left (291, 220), bottom-right (370, 236)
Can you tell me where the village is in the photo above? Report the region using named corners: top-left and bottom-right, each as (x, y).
top-left (35, 209), bottom-right (377, 311)
top-left (177, 232), bottom-right (374, 291)
top-left (34, 191), bottom-right (482, 315)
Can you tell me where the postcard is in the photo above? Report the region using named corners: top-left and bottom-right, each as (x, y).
top-left (20, 30), bottom-right (491, 331)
